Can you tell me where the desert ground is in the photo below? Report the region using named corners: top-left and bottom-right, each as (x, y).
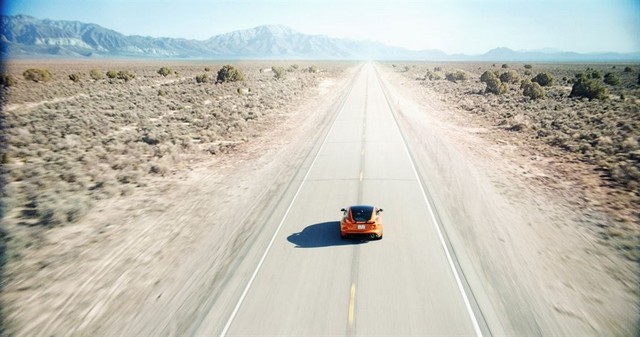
top-left (0, 60), bottom-right (638, 335)
top-left (388, 61), bottom-right (639, 261)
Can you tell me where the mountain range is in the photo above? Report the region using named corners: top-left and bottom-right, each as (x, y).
top-left (2, 15), bottom-right (639, 61)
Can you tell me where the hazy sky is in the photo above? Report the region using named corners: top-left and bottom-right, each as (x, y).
top-left (4, 0), bottom-right (640, 54)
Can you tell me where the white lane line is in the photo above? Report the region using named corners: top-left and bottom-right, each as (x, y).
top-left (374, 68), bottom-right (484, 337)
top-left (348, 283), bottom-right (356, 326)
top-left (218, 74), bottom-right (356, 337)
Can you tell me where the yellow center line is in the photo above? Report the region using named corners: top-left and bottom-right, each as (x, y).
top-left (348, 283), bottom-right (356, 326)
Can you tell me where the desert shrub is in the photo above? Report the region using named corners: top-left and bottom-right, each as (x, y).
top-left (480, 70), bottom-right (498, 83)
top-left (0, 73), bottom-right (14, 87)
top-left (445, 71), bottom-right (467, 83)
top-left (624, 66), bottom-right (634, 73)
top-left (116, 70), bottom-right (135, 82)
top-left (149, 163), bottom-right (168, 175)
top-left (204, 67), bottom-right (211, 72)
top-left (481, 71), bottom-right (506, 94)
top-left (532, 72), bottom-right (553, 86)
top-left (89, 69), bottom-right (104, 80)
top-left (272, 66), bottom-right (286, 80)
top-left (637, 73), bottom-right (640, 85)
top-left (158, 89), bottom-right (168, 96)
top-left (590, 71), bottom-right (602, 79)
top-left (64, 196), bottom-right (90, 223)
top-left (524, 70), bottom-right (532, 76)
top-left (603, 72), bottom-right (621, 85)
top-left (32, 192), bottom-right (89, 226)
top-left (424, 69), bottom-right (441, 81)
top-left (305, 65), bottom-right (318, 73)
top-left (611, 162), bottom-right (640, 189)
top-left (434, 66), bottom-right (442, 72)
top-left (217, 65), bottom-right (244, 83)
top-left (106, 70), bottom-right (118, 79)
top-left (142, 133), bottom-right (161, 145)
top-left (485, 76), bottom-right (507, 95)
top-left (501, 64), bottom-right (508, 69)
top-left (68, 73), bottom-right (82, 82)
top-left (290, 64), bottom-right (299, 71)
top-left (37, 203), bottom-right (66, 226)
top-left (195, 74), bottom-right (209, 83)
top-left (522, 81), bottom-right (545, 99)
top-left (499, 70), bottom-right (520, 84)
top-left (157, 66), bottom-right (173, 77)
top-left (570, 75), bottom-right (608, 100)
top-left (23, 68), bottom-right (53, 82)
top-left (524, 64), bottom-right (532, 69)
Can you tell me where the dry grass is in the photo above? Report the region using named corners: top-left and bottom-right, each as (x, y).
top-left (389, 61), bottom-right (640, 261)
top-left (0, 59), bottom-right (349, 252)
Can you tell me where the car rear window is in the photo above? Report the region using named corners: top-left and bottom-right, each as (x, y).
top-left (351, 206), bottom-right (374, 222)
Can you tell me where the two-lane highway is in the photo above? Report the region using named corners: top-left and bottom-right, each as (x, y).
top-left (202, 63), bottom-right (485, 336)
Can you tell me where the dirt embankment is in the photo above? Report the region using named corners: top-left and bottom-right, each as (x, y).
top-left (377, 63), bottom-right (638, 336)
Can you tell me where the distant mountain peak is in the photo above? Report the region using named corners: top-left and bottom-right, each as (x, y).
top-left (489, 46), bottom-right (513, 51)
top-left (485, 47), bottom-right (515, 54)
top-left (213, 24), bottom-right (301, 42)
top-left (255, 24), bottom-right (297, 34)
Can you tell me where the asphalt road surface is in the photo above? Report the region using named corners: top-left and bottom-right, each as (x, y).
top-left (195, 63), bottom-right (489, 336)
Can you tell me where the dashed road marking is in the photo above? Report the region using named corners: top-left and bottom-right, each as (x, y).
top-left (348, 283), bottom-right (356, 326)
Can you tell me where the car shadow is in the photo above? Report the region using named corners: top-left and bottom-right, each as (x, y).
top-left (287, 221), bottom-right (368, 248)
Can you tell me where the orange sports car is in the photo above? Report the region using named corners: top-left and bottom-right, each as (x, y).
top-left (340, 205), bottom-right (383, 240)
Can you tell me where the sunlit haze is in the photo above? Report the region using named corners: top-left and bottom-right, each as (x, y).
top-left (4, 0), bottom-right (640, 55)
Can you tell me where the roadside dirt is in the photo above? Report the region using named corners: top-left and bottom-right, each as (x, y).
top-left (1, 63), bottom-right (358, 336)
top-left (377, 64), bottom-right (639, 336)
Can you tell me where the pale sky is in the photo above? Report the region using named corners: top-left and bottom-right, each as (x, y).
top-left (4, 0), bottom-right (640, 54)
